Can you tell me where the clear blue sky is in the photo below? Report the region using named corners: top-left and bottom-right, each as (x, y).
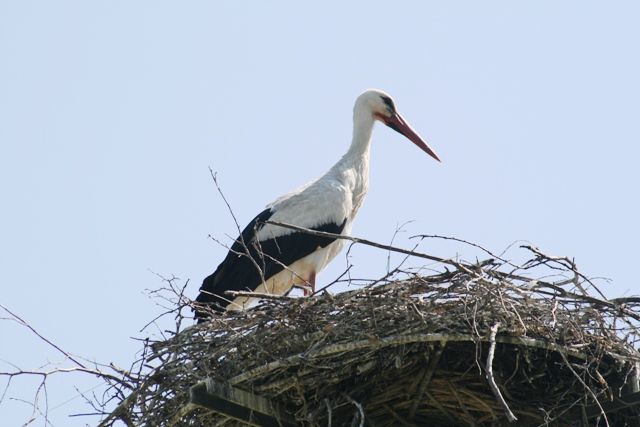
top-left (1, 2), bottom-right (639, 426)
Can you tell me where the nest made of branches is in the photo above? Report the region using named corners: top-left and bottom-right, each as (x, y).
top-left (99, 244), bottom-right (640, 427)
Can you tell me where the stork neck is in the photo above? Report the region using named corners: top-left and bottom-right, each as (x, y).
top-left (341, 112), bottom-right (375, 166)
top-left (327, 111), bottom-right (374, 205)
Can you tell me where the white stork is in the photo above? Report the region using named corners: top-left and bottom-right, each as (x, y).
top-left (195, 89), bottom-right (440, 320)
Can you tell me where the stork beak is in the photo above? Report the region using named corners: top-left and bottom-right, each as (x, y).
top-left (385, 113), bottom-right (441, 162)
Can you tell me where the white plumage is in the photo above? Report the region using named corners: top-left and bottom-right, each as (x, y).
top-left (196, 89), bottom-right (440, 319)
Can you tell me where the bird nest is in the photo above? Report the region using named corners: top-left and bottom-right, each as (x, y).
top-left (99, 244), bottom-right (640, 427)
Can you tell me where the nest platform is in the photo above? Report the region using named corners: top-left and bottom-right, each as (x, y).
top-left (99, 245), bottom-right (640, 427)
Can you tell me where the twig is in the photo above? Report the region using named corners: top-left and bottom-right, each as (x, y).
top-left (265, 220), bottom-right (471, 273)
top-left (414, 234), bottom-right (523, 269)
top-left (447, 379), bottom-right (476, 427)
top-left (383, 403), bottom-right (421, 427)
top-left (0, 304), bottom-right (89, 370)
top-left (558, 351), bottom-right (610, 427)
top-left (486, 322), bottom-right (517, 422)
top-left (522, 245), bottom-right (607, 299)
top-left (342, 393), bottom-right (365, 427)
top-left (0, 367), bottom-right (129, 388)
top-left (224, 291), bottom-right (301, 301)
top-left (425, 390), bottom-right (456, 424)
top-left (408, 341), bottom-right (446, 418)
top-left (209, 168), bottom-right (242, 236)
top-left (325, 398), bottom-right (332, 427)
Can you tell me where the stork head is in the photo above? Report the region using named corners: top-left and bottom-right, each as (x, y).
top-left (356, 89), bottom-right (441, 162)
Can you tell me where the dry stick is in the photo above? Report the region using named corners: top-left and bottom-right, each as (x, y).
top-left (459, 389), bottom-right (499, 422)
top-left (557, 351), bottom-right (610, 427)
top-left (487, 269), bottom-right (640, 323)
top-left (0, 367), bottom-right (127, 389)
top-left (383, 403), bottom-right (422, 427)
top-left (408, 341), bottom-right (446, 419)
top-left (533, 285), bottom-right (640, 324)
top-left (208, 169), bottom-right (272, 296)
top-left (225, 291), bottom-right (300, 301)
top-left (486, 323), bottom-right (517, 422)
top-left (522, 244), bottom-right (608, 299)
top-left (96, 390), bottom-right (142, 427)
top-left (414, 234), bottom-right (523, 270)
top-left (0, 304), bottom-right (89, 371)
top-left (386, 221), bottom-right (419, 274)
top-left (324, 398), bottom-right (332, 427)
top-left (342, 393), bottom-right (365, 427)
top-left (314, 265), bottom-right (353, 295)
top-left (209, 169), bottom-right (242, 236)
top-left (446, 379), bottom-right (477, 427)
top-left (264, 221), bottom-right (471, 273)
top-left (205, 230), bottom-right (301, 309)
top-left (425, 390), bottom-right (456, 425)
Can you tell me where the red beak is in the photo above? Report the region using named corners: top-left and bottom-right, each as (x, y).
top-left (384, 113), bottom-right (441, 162)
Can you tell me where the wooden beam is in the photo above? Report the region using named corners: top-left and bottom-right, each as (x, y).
top-left (190, 379), bottom-right (297, 427)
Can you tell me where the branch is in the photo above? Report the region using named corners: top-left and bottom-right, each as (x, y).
top-left (0, 367), bottom-right (129, 388)
top-left (0, 303), bottom-right (89, 370)
top-left (485, 323), bottom-right (517, 422)
top-left (264, 221), bottom-right (471, 273)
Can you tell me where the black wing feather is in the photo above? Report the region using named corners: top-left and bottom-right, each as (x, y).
top-left (195, 208), bottom-right (346, 319)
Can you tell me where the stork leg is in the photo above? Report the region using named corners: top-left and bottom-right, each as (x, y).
top-left (304, 271), bottom-right (316, 297)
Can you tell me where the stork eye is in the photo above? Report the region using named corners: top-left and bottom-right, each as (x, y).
top-left (380, 96), bottom-right (396, 114)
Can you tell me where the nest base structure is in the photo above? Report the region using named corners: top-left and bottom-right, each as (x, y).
top-left (101, 249), bottom-right (640, 427)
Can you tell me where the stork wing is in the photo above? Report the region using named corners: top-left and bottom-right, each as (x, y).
top-left (195, 208), bottom-right (346, 319)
